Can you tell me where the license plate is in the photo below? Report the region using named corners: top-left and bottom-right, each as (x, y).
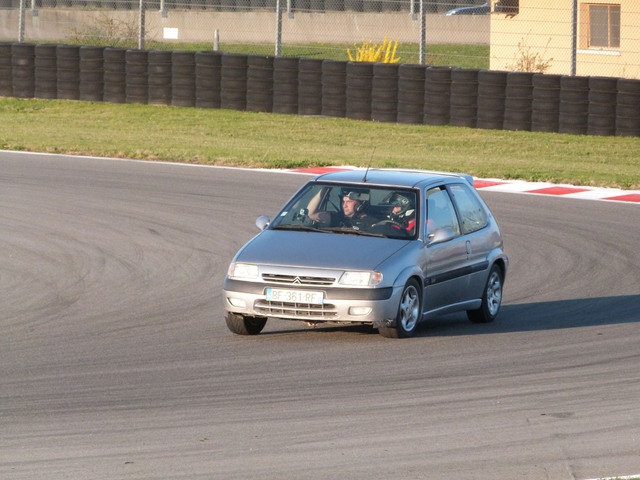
top-left (266, 288), bottom-right (324, 305)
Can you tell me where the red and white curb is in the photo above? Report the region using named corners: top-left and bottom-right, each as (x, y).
top-left (289, 167), bottom-right (640, 205)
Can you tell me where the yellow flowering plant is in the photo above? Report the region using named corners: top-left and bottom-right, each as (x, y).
top-left (347, 36), bottom-right (400, 63)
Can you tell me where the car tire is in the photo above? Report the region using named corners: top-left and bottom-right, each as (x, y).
top-left (378, 279), bottom-right (422, 338)
top-left (467, 264), bottom-right (503, 323)
top-left (225, 313), bottom-right (267, 335)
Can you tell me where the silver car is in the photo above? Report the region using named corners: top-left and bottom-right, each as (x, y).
top-left (223, 169), bottom-right (508, 338)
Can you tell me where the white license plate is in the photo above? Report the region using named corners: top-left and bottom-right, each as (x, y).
top-left (266, 288), bottom-right (324, 305)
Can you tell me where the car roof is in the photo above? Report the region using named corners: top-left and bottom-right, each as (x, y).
top-left (312, 168), bottom-right (474, 189)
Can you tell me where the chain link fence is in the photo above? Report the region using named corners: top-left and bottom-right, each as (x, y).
top-left (2, 0), bottom-right (492, 66)
top-left (2, 1), bottom-right (638, 74)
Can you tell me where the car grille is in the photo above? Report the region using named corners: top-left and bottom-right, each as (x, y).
top-left (261, 273), bottom-right (336, 286)
top-left (254, 300), bottom-right (338, 320)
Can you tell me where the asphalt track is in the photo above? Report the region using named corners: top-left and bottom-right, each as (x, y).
top-left (1, 151), bottom-right (639, 480)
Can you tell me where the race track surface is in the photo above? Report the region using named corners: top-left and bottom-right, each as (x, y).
top-left (1, 152), bottom-right (639, 480)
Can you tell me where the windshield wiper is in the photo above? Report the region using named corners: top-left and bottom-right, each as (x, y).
top-left (324, 227), bottom-right (385, 237)
top-left (271, 224), bottom-right (325, 233)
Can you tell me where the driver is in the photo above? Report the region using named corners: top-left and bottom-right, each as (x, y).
top-left (338, 190), bottom-right (371, 229)
top-left (308, 188), bottom-right (371, 230)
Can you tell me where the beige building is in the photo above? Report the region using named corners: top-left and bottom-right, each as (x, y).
top-left (490, 0), bottom-right (640, 78)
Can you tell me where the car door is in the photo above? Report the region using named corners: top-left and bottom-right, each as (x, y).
top-left (446, 182), bottom-right (493, 301)
top-left (421, 186), bottom-right (469, 312)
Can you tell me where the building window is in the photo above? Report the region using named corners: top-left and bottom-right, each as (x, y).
top-left (495, 0), bottom-right (519, 15)
top-left (581, 3), bottom-right (621, 49)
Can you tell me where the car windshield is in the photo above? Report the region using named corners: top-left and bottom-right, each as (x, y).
top-left (269, 182), bottom-right (419, 240)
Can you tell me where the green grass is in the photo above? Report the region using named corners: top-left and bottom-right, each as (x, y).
top-left (203, 43), bottom-right (489, 69)
top-left (1, 97), bottom-right (638, 189)
top-left (62, 37), bottom-right (490, 69)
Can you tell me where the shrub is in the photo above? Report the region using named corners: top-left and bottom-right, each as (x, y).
top-left (347, 36), bottom-right (400, 63)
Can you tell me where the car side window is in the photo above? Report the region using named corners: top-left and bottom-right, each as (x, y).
top-left (448, 183), bottom-right (489, 235)
top-left (426, 187), bottom-right (461, 237)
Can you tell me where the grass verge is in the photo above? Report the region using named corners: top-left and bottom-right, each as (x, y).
top-left (1, 97), bottom-right (638, 189)
top-left (61, 39), bottom-right (490, 70)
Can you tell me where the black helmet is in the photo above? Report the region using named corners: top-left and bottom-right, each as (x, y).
top-left (341, 189), bottom-right (370, 202)
top-left (383, 192), bottom-right (415, 226)
top-left (340, 189), bottom-right (370, 214)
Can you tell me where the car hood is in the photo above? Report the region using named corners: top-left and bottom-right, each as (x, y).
top-left (234, 230), bottom-right (411, 271)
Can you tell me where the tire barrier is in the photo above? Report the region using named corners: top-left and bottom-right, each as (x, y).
top-left (195, 51), bottom-right (222, 109)
top-left (298, 58), bottom-right (322, 116)
top-left (34, 44), bottom-right (58, 99)
top-left (246, 55), bottom-right (274, 113)
top-left (22, 0), bottom-right (446, 12)
top-left (321, 59), bottom-right (347, 118)
top-left (56, 45), bottom-right (80, 100)
top-left (363, 0), bottom-right (381, 11)
top-left (235, 0), bottom-right (251, 11)
top-left (559, 75), bottom-right (589, 135)
top-left (476, 69), bottom-right (507, 130)
top-left (220, 53), bottom-right (248, 111)
top-left (615, 78), bottom-right (640, 137)
top-left (397, 64), bottom-right (425, 124)
top-left (171, 51), bottom-right (196, 107)
top-left (125, 49), bottom-right (148, 104)
top-left (12, 43), bottom-right (35, 98)
top-left (311, 0), bottom-right (325, 10)
top-left (324, 0), bottom-right (344, 10)
top-left (272, 56), bottom-right (299, 115)
top-left (0, 42), bottom-right (12, 97)
top-left (295, 0), bottom-right (325, 12)
top-left (1, 44), bottom-right (637, 138)
top-left (79, 46), bottom-right (104, 102)
top-left (147, 50), bottom-right (173, 106)
top-left (531, 73), bottom-right (561, 133)
top-left (449, 68), bottom-right (479, 128)
top-left (347, 0), bottom-right (363, 11)
top-left (423, 66), bottom-right (452, 126)
top-left (503, 71), bottom-right (533, 131)
top-left (587, 76), bottom-right (617, 136)
top-left (371, 62), bottom-right (398, 123)
top-left (346, 61), bottom-right (373, 121)
top-left (103, 47), bottom-right (126, 104)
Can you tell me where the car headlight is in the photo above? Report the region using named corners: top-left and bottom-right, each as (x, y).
top-left (339, 271), bottom-right (383, 287)
top-left (228, 263), bottom-right (260, 280)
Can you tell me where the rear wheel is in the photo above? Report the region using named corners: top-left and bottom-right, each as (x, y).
top-left (378, 279), bottom-right (422, 338)
top-left (225, 313), bottom-right (267, 335)
top-left (467, 265), bottom-right (503, 323)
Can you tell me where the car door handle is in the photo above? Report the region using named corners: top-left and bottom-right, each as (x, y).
top-left (466, 240), bottom-right (472, 255)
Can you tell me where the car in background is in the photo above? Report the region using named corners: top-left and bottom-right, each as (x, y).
top-left (223, 168), bottom-right (508, 338)
top-left (445, 2), bottom-right (490, 15)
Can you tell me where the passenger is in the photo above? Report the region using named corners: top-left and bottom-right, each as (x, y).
top-left (381, 192), bottom-right (416, 234)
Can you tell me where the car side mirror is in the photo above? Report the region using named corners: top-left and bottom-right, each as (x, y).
top-left (427, 227), bottom-right (456, 246)
top-left (256, 215), bottom-right (270, 231)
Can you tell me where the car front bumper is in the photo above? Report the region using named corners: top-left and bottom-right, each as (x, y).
top-left (223, 278), bottom-right (402, 328)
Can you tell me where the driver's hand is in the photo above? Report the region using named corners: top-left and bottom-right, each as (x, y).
top-left (309, 211), bottom-right (331, 225)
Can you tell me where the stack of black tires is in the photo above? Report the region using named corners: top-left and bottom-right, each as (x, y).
top-left (1, 41), bottom-right (638, 138)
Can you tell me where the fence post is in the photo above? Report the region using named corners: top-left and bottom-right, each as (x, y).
top-left (275, 0), bottom-right (283, 57)
top-left (418, 0), bottom-right (426, 65)
top-left (139, 0), bottom-right (146, 50)
top-left (570, 0), bottom-right (577, 76)
top-left (18, 0), bottom-right (26, 43)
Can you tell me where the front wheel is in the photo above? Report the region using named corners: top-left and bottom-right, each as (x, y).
top-left (378, 279), bottom-right (422, 338)
top-left (225, 313), bottom-right (267, 335)
top-left (467, 265), bottom-right (503, 323)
